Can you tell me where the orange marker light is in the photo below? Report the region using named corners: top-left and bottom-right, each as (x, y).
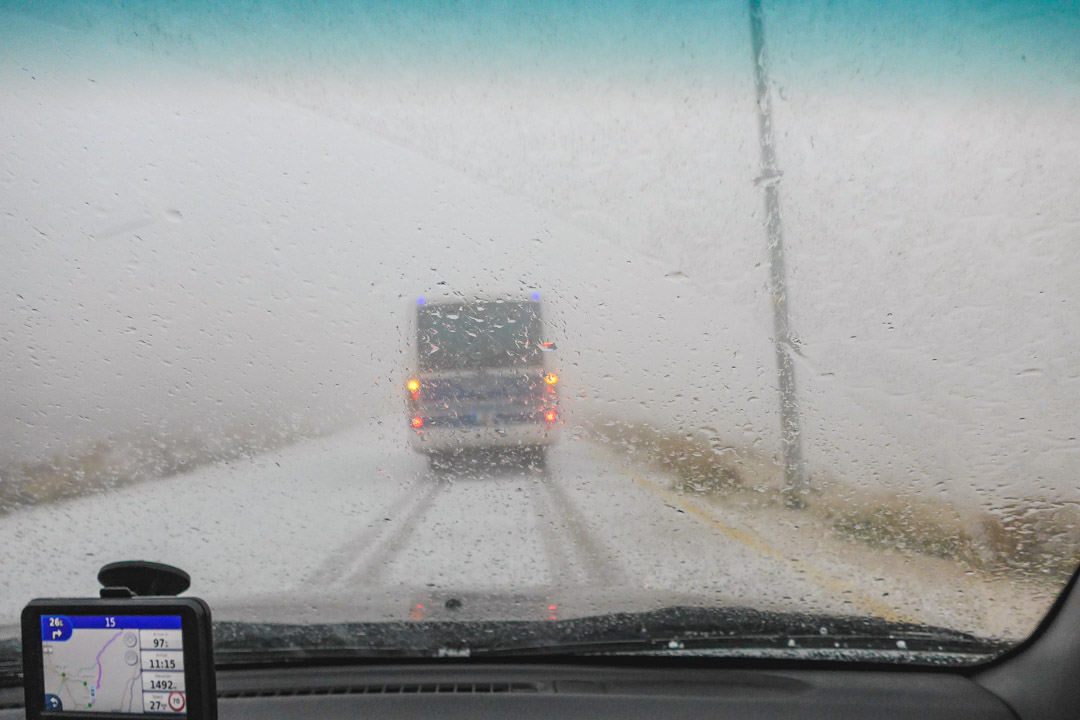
top-left (407, 379), bottom-right (421, 393)
top-left (544, 373), bottom-right (559, 386)
top-left (543, 410), bottom-right (558, 423)
top-left (411, 416), bottom-right (424, 429)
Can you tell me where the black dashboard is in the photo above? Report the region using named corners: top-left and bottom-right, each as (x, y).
top-left (0, 663), bottom-right (1015, 720)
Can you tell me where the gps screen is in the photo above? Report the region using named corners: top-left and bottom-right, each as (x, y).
top-left (40, 615), bottom-right (186, 714)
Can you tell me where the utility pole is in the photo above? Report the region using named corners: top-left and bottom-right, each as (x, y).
top-left (748, 0), bottom-right (808, 508)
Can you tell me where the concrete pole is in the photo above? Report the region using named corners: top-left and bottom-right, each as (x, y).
top-left (748, 0), bottom-right (808, 507)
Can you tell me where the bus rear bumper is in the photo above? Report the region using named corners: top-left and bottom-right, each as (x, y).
top-left (409, 424), bottom-right (560, 453)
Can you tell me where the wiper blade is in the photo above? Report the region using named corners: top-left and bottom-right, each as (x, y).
top-left (0, 606), bottom-right (1009, 685)
top-left (212, 606), bottom-right (1010, 664)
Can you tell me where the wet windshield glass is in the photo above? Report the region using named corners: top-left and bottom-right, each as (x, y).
top-left (1, 0), bottom-right (1078, 668)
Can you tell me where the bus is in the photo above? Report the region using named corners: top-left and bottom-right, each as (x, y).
top-left (405, 296), bottom-right (561, 468)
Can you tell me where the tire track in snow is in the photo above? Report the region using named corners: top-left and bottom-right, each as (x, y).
top-left (535, 472), bottom-right (624, 586)
top-left (528, 470), bottom-right (577, 585)
top-left (343, 479), bottom-right (448, 588)
top-left (306, 481), bottom-right (432, 589)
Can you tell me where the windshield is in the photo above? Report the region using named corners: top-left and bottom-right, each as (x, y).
top-left (2, 0), bottom-right (1079, 670)
top-left (418, 300), bottom-right (544, 371)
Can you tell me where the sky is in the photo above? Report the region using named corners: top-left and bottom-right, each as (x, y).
top-left (2, 0), bottom-right (1079, 507)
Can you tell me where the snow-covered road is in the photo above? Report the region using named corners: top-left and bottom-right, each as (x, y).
top-left (0, 424), bottom-right (1045, 641)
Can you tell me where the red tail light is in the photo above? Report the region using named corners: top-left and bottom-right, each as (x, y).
top-left (411, 416), bottom-right (424, 429)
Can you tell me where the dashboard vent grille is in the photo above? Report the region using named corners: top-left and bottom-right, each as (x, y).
top-left (220, 682), bottom-right (541, 699)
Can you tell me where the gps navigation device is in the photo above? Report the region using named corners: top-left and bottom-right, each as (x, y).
top-left (22, 597), bottom-right (215, 719)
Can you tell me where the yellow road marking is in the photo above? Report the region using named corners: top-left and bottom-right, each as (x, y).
top-left (634, 476), bottom-right (915, 624)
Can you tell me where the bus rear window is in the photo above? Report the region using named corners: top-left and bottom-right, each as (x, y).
top-left (418, 301), bottom-right (544, 371)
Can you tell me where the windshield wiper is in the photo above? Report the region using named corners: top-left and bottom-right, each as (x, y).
top-left (211, 606), bottom-right (1010, 665)
top-left (0, 606), bottom-right (1009, 685)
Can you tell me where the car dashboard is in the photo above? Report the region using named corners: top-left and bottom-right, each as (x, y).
top-left (0, 663), bottom-right (1016, 720)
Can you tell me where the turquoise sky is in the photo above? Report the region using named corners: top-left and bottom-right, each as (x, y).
top-left (4, 0), bottom-right (1077, 97)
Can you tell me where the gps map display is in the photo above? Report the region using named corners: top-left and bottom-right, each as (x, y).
top-left (40, 615), bottom-right (185, 714)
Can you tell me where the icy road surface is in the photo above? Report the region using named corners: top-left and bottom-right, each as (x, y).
top-left (0, 424), bottom-right (1043, 640)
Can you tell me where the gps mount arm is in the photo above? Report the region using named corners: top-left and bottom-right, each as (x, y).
top-left (98, 560), bottom-right (191, 598)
